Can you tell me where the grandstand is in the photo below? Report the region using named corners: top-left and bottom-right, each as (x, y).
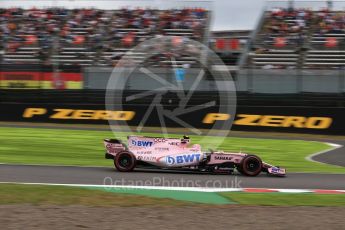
top-left (1, 0), bottom-right (345, 135)
top-left (242, 5), bottom-right (344, 69)
top-left (0, 7), bottom-right (210, 67)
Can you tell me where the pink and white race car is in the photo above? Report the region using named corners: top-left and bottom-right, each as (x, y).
top-left (104, 135), bottom-right (286, 177)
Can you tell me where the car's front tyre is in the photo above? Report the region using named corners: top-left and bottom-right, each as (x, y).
top-left (238, 155), bottom-right (262, 176)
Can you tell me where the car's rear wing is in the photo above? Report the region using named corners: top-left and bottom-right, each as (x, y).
top-left (104, 139), bottom-right (126, 156)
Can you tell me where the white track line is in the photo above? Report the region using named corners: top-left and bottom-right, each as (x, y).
top-left (305, 142), bottom-right (343, 166)
top-left (0, 181), bottom-right (242, 192)
top-left (1, 181), bottom-right (345, 194)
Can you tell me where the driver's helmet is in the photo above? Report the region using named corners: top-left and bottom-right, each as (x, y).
top-left (181, 135), bottom-right (190, 144)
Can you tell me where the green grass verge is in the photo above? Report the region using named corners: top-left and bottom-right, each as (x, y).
top-left (1, 184), bottom-right (345, 207)
top-left (0, 184), bottom-right (191, 206)
top-left (90, 187), bottom-right (234, 204)
top-left (0, 126), bottom-right (344, 173)
top-left (220, 192), bottom-right (345, 206)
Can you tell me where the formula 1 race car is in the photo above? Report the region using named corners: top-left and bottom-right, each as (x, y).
top-left (103, 135), bottom-right (286, 177)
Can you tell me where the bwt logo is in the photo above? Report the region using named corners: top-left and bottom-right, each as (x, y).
top-left (131, 140), bottom-right (153, 147)
top-left (166, 154), bottom-right (201, 165)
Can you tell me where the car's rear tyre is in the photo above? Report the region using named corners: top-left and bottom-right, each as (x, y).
top-left (114, 151), bottom-right (136, 172)
top-left (238, 155), bottom-right (262, 177)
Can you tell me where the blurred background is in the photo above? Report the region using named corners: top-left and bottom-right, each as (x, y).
top-left (0, 0), bottom-right (344, 134)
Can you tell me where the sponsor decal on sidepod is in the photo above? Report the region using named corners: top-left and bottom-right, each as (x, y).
top-left (214, 155), bottom-right (233, 160)
top-left (130, 139), bottom-right (153, 147)
top-left (158, 153), bottom-right (202, 165)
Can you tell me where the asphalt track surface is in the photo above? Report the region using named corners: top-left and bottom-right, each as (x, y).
top-left (0, 123), bottom-right (345, 190)
top-left (1, 164), bottom-right (345, 189)
top-left (312, 140), bottom-right (345, 167)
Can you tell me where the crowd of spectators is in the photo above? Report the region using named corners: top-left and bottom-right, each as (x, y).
top-left (315, 8), bottom-right (345, 34)
top-left (261, 8), bottom-right (313, 48)
top-left (0, 7), bottom-right (208, 65)
top-left (260, 7), bottom-right (344, 47)
top-left (266, 7), bottom-right (313, 34)
top-left (249, 7), bottom-right (344, 70)
top-left (0, 8), bottom-right (66, 57)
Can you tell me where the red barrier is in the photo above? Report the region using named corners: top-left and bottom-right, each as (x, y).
top-left (215, 38), bottom-right (225, 49)
top-left (229, 39), bottom-right (239, 50)
top-left (215, 38), bottom-right (240, 50)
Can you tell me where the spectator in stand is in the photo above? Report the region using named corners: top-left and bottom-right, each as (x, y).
top-left (267, 7), bottom-right (312, 35)
top-left (316, 8), bottom-right (345, 34)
